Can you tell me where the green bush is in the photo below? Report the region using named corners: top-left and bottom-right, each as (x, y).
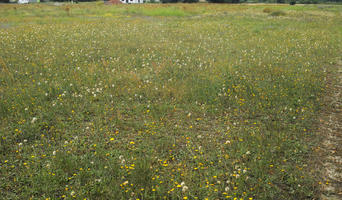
top-left (161, 0), bottom-right (179, 3)
top-left (263, 7), bottom-right (272, 13)
top-left (161, 0), bottom-right (199, 2)
top-left (183, 0), bottom-right (199, 2)
top-left (297, 0), bottom-right (319, 3)
top-left (208, 0), bottom-right (240, 3)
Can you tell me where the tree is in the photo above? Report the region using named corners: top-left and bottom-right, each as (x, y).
top-left (207, 0), bottom-right (240, 3)
top-left (161, 0), bottom-right (198, 3)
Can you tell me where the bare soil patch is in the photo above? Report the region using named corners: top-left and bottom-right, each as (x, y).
top-left (317, 61), bottom-right (342, 200)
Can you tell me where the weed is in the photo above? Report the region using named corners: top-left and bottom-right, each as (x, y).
top-left (270, 10), bottom-right (286, 16)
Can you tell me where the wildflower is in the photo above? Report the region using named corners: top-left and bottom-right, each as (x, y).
top-left (122, 181), bottom-right (129, 185)
top-left (31, 117), bottom-right (37, 124)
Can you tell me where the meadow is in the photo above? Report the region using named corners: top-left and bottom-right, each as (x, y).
top-left (0, 3), bottom-right (341, 199)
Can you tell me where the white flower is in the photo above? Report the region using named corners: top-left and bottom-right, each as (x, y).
top-left (181, 181), bottom-right (185, 186)
top-left (52, 151), bottom-right (56, 155)
top-left (31, 117), bottom-right (37, 124)
top-left (182, 185), bottom-right (188, 192)
top-left (225, 186), bottom-right (230, 192)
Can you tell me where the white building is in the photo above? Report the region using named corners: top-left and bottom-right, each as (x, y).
top-left (18, 0), bottom-right (40, 3)
top-left (18, 0), bottom-right (29, 3)
top-left (120, 0), bottom-right (144, 3)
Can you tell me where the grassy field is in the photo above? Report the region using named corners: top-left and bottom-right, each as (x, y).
top-left (1, 2), bottom-right (341, 200)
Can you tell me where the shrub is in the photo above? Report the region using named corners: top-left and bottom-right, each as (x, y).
top-left (289, 0), bottom-right (296, 5)
top-left (161, 0), bottom-right (180, 3)
top-left (263, 8), bottom-right (272, 13)
top-left (161, 0), bottom-right (199, 3)
top-left (183, 0), bottom-right (199, 2)
top-left (208, 0), bottom-right (240, 3)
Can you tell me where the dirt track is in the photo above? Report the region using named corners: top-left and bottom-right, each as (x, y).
top-left (319, 60), bottom-right (342, 200)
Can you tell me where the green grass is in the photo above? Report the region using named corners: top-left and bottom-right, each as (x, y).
top-left (1, 2), bottom-right (342, 200)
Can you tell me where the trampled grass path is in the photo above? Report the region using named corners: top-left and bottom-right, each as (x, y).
top-left (319, 60), bottom-right (342, 200)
